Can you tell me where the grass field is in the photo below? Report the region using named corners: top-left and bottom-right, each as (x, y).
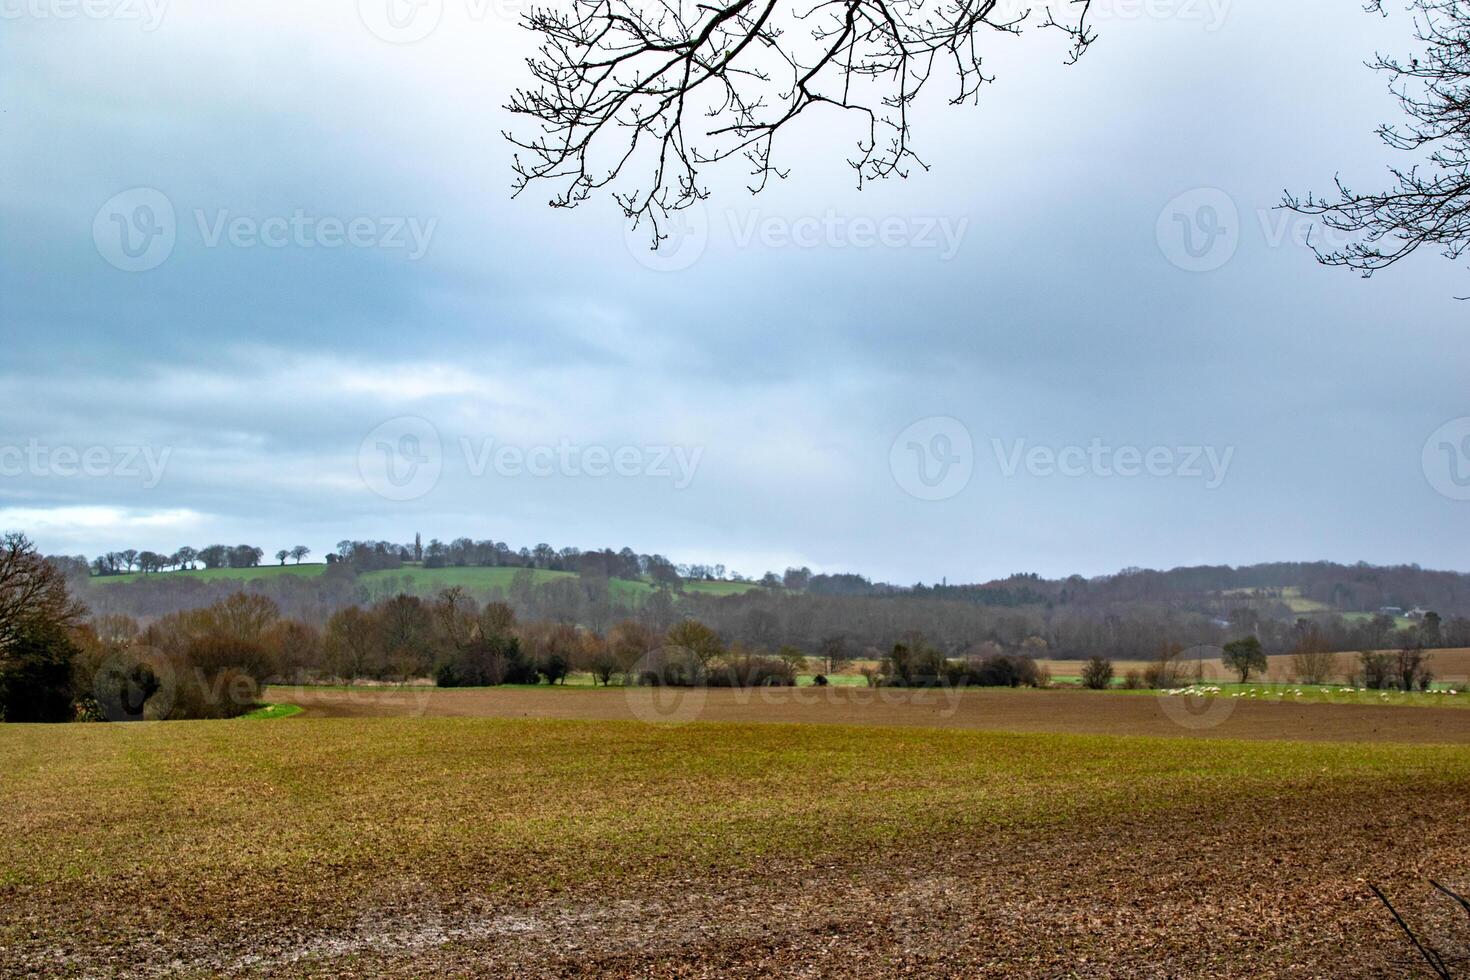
top-left (4, 709), bottom-right (1470, 976)
top-left (89, 563), bottom-right (760, 599)
top-left (1045, 648), bottom-right (1470, 687)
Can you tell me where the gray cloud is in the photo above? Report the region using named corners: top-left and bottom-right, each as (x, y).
top-left (2, 0), bottom-right (1468, 582)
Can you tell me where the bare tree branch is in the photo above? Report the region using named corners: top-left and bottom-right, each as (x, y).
top-left (505, 0), bottom-right (1096, 245)
top-left (1285, 0), bottom-right (1470, 281)
top-left (0, 532), bottom-right (86, 658)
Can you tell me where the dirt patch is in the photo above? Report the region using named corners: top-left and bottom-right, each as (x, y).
top-left (274, 684), bottom-right (1470, 744)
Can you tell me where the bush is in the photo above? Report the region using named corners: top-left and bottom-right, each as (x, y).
top-left (1395, 645), bottom-right (1433, 692)
top-left (1143, 643), bottom-right (1192, 689)
top-left (880, 641), bottom-right (947, 687)
top-left (812, 674), bottom-right (829, 686)
top-left (1081, 656), bottom-right (1114, 690)
top-left (91, 657), bottom-right (162, 722)
top-left (1360, 650), bottom-right (1396, 690)
top-left (1122, 670), bottom-right (1145, 690)
top-left (586, 648), bottom-right (620, 686)
top-left (0, 621), bottom-right (79, 723)
top-left (945, 654), bottom-right (1044, 688)
top-left (148, 634), bottom-right (269, 720)
top-left (537, 651), bottom-right (571, 685)
top-left (637, 647), bottom-right (703, 687)
top-left (1288, 627), bottom-right (1338, 685)
top-left (436, 634), bottom-right (526, 687)
top-left (708, 654), bottom-right (796, 687)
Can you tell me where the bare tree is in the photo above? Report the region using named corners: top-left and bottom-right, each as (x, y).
top-left (0, 533), bottom-right (86, 655)
top-left (1285, 0), bottom-right (1470, 280)
top-left (506, 0), bottom-right (1096, 244)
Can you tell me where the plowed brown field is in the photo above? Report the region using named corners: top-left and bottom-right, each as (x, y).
top-left (276, 683), bottom-right (1470, 744)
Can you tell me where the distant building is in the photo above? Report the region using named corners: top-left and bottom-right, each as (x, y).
top-left (1379, 606), bottom-right (1404, 617)
top-left (1406, 607), bottom-right (1430, 620)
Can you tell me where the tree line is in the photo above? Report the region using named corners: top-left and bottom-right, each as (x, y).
top-left (86, 544), bottom-right (313, 576)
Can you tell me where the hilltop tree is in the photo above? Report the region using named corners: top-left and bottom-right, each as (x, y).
top-left (275, 549), bottom-right (290, 566)
top-left (229, 545), bottom-right (264, 569)
top-left (290, 545), bottom-right (311, 565)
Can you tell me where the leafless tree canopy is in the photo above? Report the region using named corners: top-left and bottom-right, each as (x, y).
top-left (505, 0), bottom-right (1095, 243)
top-left (0, 533), bottom-right (85, 655)
top-left (1286, 0), bottom-right (1470, 277)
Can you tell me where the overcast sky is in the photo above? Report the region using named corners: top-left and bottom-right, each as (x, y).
top-left (3, 0), bottom-right (1468, 583)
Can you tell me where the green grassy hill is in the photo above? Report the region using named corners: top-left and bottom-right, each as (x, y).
top-left (90, 563), bottom-right (761, 600)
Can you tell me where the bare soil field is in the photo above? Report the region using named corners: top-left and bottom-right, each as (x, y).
top-left (3, 718), bottom-right (1470, 977)
top-left (275, 684), bottom-right (1470, 744)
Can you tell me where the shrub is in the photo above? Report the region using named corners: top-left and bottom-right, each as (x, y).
top-left (144, 634), bottom-right (270, 720)
top-left (709, 653), bottom-right (796, 687)
top-left (812, 674), bottom-right (829, 686)
top-left (537, 651), bottom-right (571, 685)
top-left (880, 640), bottom-right (947, 687)
top-left (436, 634), bottom-right (525, 687)
top-left (944, 654), bottom-right (1044, 688)
top-left (0, 621), bottom-right (79, 723)
top-left (91, 657), bottom-right (162, 722)
top-left (1360, 650), bottom-right (1396, 690)
top-left (1143, 642), bottom-right (1190, 689)
top-left (1288, 627), bottom-right (1338, 685)
top-left (1395, 644), bottom-right (1433, 692)
top-left (1122, 669), bottom-right (1145, 690)
top-left (637, 647), bottom-right (703, 687)
top-left (586, 648), bottom-right (620, 686)
top-left (1081, 656), bottom-right (1114, 690)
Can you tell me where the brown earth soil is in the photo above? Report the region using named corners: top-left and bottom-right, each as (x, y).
top-left (274, 684), bottom-right (1470, 744)
top-left (7, 779), bottom-right (1469, 977)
